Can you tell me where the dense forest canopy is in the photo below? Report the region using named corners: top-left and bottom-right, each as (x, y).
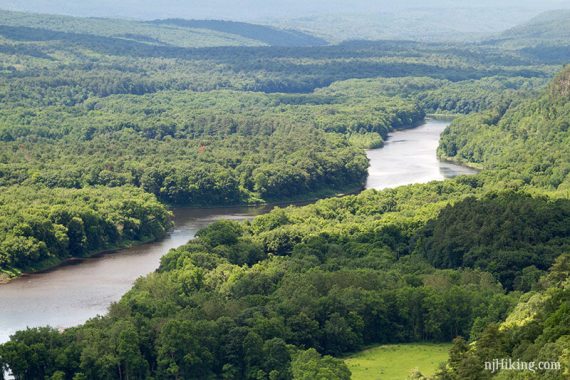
top-left (439, 66), bottom-right (570, 190)
top-left (0, 186), bottom-right (172, 276)
top-left (0, 7), bottom-right (569, 380)
top-left (0, 8), bottom-right (559, 276)
top-left (2, 67), bottom-right (569, 376)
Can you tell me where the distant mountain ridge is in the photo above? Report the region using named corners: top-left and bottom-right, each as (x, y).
top-left (487, 10), bottom-right (570, 45)
top-left (150, 19), bottom-right (327, 47)
top-left (0, 9), bottom-right (327, 48)
top-left (482, 10), bottom-right (570, 64)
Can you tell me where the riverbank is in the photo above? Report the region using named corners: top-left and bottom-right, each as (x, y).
top-left (0, 234), bottom-right (163, 285)
top-left (163, 182), bottom-right (365, 209)
top-left (0, 182), bottom-right (366, 285)
top-left (1, 116), bottom-right (435, 284)
top-left (0, 119), bottom-right (479, 344)
top-left (437, 154), bottom-right (484, 171)
top-left (0, 119), bottom-right (471, 286)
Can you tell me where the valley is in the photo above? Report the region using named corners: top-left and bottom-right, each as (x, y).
top-left (0, 4), bottom-right (569, 379)
top-left (0, 119), bottom-right (474, 344)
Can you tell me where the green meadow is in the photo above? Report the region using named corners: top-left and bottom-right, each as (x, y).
top-left (344, 343), bottom-right (452, 380)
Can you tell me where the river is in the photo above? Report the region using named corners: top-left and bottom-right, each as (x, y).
top-left (0, 119), bottom-right (477, 343)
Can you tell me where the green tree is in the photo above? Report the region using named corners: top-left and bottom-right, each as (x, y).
top-left (291, 348), bottom-right (351, 380)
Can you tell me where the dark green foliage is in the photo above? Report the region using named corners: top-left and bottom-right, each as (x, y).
top-left (0, 327), bottom-right (78, 379)
top-left (0, 175), bottom-right (537, 378)
top-left (416, 76), bottom-right (547, 114)
top-left (417, 193), bottom-right (570, 289)
top-left (0, 88), bottom-right (386, 205)
top-left (428, 66), bottom-right (570, 379)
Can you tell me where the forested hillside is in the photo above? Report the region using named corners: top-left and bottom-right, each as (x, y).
top-left (0, 8), bottom-right (556, 276)
top-left (490, 10), bottom-right (570, 46)
top-left (0, 10), bottom-right (327, 48)
top-left (0, 8), bottom-right (569, 379)
top-left (1, 66), bottom-right (568, 378)
top-left (438, 254), bottom-right (570, 379)
top-left (439, 66), bottom-right (570, 190)
top-left (430, 66), bottom-right (570, 379)
top-left (485, 10), bottom-right (570, 64)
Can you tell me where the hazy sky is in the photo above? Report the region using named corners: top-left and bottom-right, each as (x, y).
top-left (0, 0), bottom-right (569, 20)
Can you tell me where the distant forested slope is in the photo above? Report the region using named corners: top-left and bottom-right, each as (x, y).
top-left (0, 1), bottom-right (557, 42)
top-left (150, 19), bottom-right (327, 47)
top-left (1, 0), bottom-right (565, 21)
top-left (485, 10), bottom-right (570, 64)
top-left (0, 10), bottom-right (262, 48)
top-left (492, 10), bottom-right (570, 44)
top-left (0, 9), bottom-right (326, 48)
top-left (276, 8), bottom-right (540, 43)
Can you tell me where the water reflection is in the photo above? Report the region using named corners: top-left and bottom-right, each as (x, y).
top-left (366, 120), bottom-right (478, 190)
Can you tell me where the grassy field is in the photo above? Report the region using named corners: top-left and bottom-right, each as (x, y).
top-left (344, 343), bottom-right (452, 380)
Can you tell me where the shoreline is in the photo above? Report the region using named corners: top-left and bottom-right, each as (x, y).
top-left (438, 154), bottom-right (484, 171)
top-left (0, 117), bottom-right (465, 284)
top-left (0, 183), bottom-right (365, 285)
top-left (163, 182), bottom-right (365, 210)
top-left (0, 234), bottom-right (162, 285)
top-left (0, 119), bottom-right (482, 346)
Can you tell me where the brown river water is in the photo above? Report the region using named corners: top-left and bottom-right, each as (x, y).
top-left (0, 119), bottom-right (477, 343)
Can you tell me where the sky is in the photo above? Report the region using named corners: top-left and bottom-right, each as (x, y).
top-left (0, 0), bottom-right (569, 21)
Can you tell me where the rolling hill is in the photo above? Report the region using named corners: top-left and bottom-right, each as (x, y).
top-left (149, 19), bottom-right (327, 47)
top-left (483, 10), bottom-right (570, 64)
top-left (494, 10), bottom-right (570, 44)
top-left (0, 9), bottom-right (327, 48)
